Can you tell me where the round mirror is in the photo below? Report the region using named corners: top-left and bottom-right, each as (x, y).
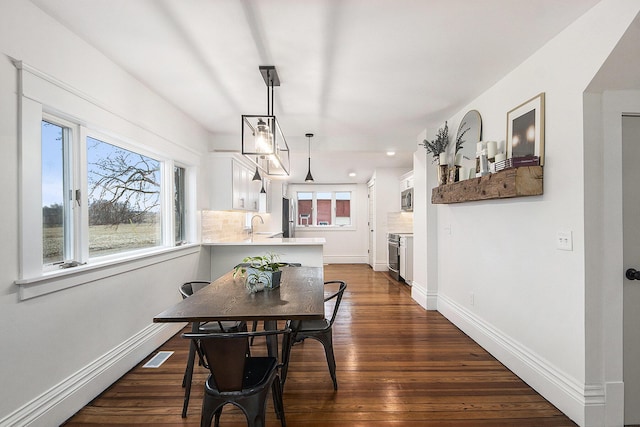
top-left (455, 110), bottom-right (482, 163)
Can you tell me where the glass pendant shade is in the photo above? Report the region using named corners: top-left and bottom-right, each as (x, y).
top-left (241, 66), bottom-right (290, 176)
top-left (242, 115), bottom-right (290, 176)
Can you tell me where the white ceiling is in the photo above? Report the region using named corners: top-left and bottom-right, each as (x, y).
top-left (29, 0), bottom-right (600, 183)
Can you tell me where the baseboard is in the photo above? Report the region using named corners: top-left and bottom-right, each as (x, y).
top-left (437, 293), bottom-right (593, 427)
top-left (411, 282), bottom-right (428, 309)
top-left (372, 262), bottom-right (388, 272)
top-left (0, 322), bottom-right (184, 427)
top-left (323, 255), bottom-right (368, 264)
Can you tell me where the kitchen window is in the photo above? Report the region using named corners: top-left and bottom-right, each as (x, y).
top-left (296, 190), bottom-right (353, 228)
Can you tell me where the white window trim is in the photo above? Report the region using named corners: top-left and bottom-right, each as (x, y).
top-left (15, 60), bottom-right (199, 286)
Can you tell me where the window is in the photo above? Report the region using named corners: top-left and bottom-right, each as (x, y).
top-left (18, 62), bottom-right (195, 284)
top-left (296, 190), bottom-right (353, 227)
top-left (297, 192), bottom-right (313, 226)
top-left (174, 166), bottom-right (186, 244)
top-left (42, 120), bottom-right (71, 265)
top-left (87, 136), bottom-right (162, 257)
top-left (38, 116), bottom-right (188, 270)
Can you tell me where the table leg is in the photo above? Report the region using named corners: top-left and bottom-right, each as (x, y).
top-left (263, 320), bottom-right (278, 357)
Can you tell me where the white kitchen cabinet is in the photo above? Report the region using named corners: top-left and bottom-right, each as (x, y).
top-left (210, 154), bottom-right (261, 211)
top-left (399, 235), bottom-right (413, 284)
top-left (400, 171), bottom-right (414, 191)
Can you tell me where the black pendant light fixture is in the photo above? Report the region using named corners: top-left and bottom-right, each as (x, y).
top-left (305, 133), bottom-right (314, 183)
top-left (241, 66), bottom-right (290, 176)
top-left (252, 157), bottom-right (261, 181)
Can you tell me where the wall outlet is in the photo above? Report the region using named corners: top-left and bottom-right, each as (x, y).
top-left (470, 292), bottom-right (475, 306)
top-left (556, 230), bottom-right (573, 251)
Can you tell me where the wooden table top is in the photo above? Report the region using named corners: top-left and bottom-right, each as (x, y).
top-left (154, 266), bottom-right (325, 323)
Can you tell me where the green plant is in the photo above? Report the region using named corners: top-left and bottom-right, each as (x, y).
top-left (420, 121), bottom-right (450, 162)
top-left (234, 252), bottom-right (285, 292)
top-left (233, 252), bottom-right (284, 277)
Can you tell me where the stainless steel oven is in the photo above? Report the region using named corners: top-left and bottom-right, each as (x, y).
top-left (388, 233), bottom-right (401, 280)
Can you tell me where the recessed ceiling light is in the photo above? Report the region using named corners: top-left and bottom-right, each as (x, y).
top-left (386, 151), bottom-right (396, 156)
top-left (348, 172), bottom-right (356, 177)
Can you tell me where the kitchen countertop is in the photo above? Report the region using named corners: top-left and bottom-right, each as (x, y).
top-left (203, 237), bottom-right (326, 246)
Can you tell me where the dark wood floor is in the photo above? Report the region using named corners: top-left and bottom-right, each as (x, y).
top-left (62, 264), bottom-right (577, 426)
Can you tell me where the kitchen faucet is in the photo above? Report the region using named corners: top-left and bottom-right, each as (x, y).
top-left (251, 215), bottom-right (264, 241)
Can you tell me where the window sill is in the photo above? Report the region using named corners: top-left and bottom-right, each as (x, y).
top-left (15, 244), bottom-right (201, 300)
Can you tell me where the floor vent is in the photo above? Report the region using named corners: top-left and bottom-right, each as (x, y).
top-left (143, 351), bottom-right (174, 368)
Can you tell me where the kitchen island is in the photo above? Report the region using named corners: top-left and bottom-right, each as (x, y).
top-left (203, 237), bottom-right (325, 280)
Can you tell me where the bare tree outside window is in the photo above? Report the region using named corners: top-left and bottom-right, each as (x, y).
top-left (87, 137), bottom-right (161, 257)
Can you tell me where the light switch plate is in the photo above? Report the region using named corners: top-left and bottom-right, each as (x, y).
top-left (556, 230), bottom-right (573, 251)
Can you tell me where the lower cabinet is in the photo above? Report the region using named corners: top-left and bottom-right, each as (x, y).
top-left (399, 235), bottom-right (413, 283)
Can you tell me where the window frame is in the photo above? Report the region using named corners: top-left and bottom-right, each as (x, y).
top-left (294, 187), bottom-right (356, 230)
top-left (21, 102), bottom-right (194, 282)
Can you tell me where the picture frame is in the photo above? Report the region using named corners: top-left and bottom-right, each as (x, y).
top-left (506, 92), bottom-right (545, 165)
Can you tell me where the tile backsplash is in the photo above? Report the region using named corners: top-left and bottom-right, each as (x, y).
top-left (387, 211), bottom-right (413, 233)
top-left (201, 210), bottom-right (248, 242)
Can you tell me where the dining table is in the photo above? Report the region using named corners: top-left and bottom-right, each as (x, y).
top-left (153, 265), bottom-right (325, 381)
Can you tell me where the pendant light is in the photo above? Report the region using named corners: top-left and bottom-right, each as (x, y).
top-left (305, 133), bottom-right (315, 183)
top-left (241, 66), bottom-right (290, 176)
top-left (252, 157), bottom-right (261, 181)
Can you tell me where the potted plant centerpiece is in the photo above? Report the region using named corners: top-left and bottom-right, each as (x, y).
top-left (233, 252), bottom-right (285, 293)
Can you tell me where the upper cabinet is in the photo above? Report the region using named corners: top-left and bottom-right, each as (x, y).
top-left (400, 171), bottom-right (414, 191)
top-left (209, 154), bottom-right (262, 211)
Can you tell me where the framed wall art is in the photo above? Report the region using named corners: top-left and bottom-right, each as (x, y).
top-left (506, 92), bottom-right (545, 165)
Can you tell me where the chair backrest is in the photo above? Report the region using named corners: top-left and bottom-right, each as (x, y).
top-left (183, 328), bottom-right (292, 392)
top-left (179, 281), bottom-right (210, 299)
top-left (323, 280), bottom-right (347, 327)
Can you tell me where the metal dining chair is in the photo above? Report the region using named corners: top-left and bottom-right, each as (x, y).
top-left (288, 280), bottom-right (347, 390)
top-left (179, 281), bottom-right (247, 418)
top-left (183, 328), bottom-right (292, 427)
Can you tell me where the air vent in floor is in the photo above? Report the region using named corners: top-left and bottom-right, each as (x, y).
top-left (142, 351), bottom-right (174, 368)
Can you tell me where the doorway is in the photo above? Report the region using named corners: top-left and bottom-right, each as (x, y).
top-left (623, 114), bottom-right (640, 425)
top-left (368, 182), bottom-right (374, 268)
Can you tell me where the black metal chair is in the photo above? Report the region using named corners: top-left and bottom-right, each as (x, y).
top-left (183, 328), bottom-right (292, 427)
top-left (179, 281), bottom-right (247, 418)
top-left (288, 280), bottom-right (347, 390)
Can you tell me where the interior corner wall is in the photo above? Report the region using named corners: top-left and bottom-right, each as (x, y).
top-left (411, 129), bottom-right (439, 310)
top-left (0, 0), bottom-right (211, 425)
top-left (427, 1), bottom-right (640, 425)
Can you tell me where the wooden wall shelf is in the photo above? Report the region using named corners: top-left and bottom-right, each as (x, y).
top-left (431, 166), bottom-right (543, 204)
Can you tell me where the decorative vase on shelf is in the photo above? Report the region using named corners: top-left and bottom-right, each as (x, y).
top-left (438, 152), bottom-right (448, 186)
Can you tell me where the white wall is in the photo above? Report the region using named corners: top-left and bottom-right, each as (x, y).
top-left (414, 1), bottom-right (640, 426)
top-left (0, 0), bottom-right (211, 424)
top-left (368, 168), bottom-right (411, 270)
top-left (290, 183), bottom-right (369, 264)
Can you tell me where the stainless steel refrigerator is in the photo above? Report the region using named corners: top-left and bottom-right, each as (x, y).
top-left (282, 197), bottom-right (295, 238)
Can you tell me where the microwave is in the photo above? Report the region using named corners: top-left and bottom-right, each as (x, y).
top-left (401, 188), bottom-right (413, 211)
